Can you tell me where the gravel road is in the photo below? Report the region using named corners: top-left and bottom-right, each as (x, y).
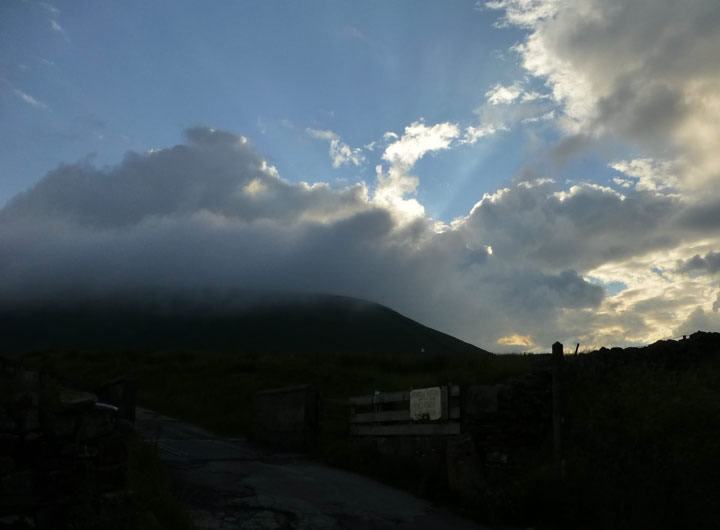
top-left (135, 407), bottom-right (489, 529)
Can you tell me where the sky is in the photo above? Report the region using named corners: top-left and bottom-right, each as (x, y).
top-left (1, 0), bottom-right (720, 352)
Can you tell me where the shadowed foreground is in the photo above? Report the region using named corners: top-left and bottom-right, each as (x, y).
top-left (135, 407), bottom-right (488, 530)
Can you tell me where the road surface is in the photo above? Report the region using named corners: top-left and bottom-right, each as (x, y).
top-left (135, 407), bottom-right (489, 529)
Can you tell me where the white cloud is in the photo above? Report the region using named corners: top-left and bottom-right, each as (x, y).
top-left (307, 128), bottom-right (337, 142)
top-left (14, 89), bottom-right (47, 109)
top-left (40, 2), bottom-right (60, 15)
top-left (373, 121), bottom-right (460, 222)
top-left (381, 121), bottom-right (460, 169)
top-left (612, 177), bottom-right (633, 189)
top-left (474, 83), bottom-right (557, 133)
top-left (243, 178), bottom-right (266, 196)
top-left (485, 0), bottom-right (561, 27)
top-left (488, 0), bottom-right (720, 191)
top-left (461, 125), bottom-right (501, 144)
top-left (521, 109), bottom-right (555, 124)
top-left (306, 128), bottom-right (365, 168)
top-left (485, 82), bottom-right (523, 104)
top-left (610, 159), bottom-right (679, 194)
top-left (553, 182), bottom-right (624, 203)
top-left (256, 117), bottom-right (267, 134)
top-left (329, 141), bottom-right (364, 168)
top-left (521, 91), bottom-right (550, 102)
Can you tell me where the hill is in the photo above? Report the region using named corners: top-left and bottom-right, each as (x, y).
top-left (0, 290), bottom-right (488, 356)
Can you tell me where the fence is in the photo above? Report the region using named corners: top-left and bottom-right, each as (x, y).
top-left (349, 384), bottom-right (461, 436)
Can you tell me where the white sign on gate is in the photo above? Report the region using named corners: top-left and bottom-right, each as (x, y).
top-left (409, 387), bottom-right (442, 421)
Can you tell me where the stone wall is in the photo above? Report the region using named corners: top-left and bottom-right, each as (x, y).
top-left (0, 356), bottom-right (133, 529)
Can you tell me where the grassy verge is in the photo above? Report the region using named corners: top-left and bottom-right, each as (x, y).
top-left (128, 437), bottom-right (195, 530)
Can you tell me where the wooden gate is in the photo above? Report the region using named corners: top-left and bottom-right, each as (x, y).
top-left (349, 384), bottom-right (461, 436)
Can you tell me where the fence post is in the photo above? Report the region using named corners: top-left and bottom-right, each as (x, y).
top-left (123, 378), bottom-right (137, 423)
top-left (552, 341), bottom-right (565, 482)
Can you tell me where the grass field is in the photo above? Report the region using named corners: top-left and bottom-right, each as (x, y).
top-left (128, 437), bottom-right (195, 530)
top-left (26, 349), bottom-right (530, 443)
top-left (23, 340), bottom-right (720, 529)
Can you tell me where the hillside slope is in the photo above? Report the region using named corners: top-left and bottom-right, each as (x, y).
top-left (1, 291), bottom-right (488, 356)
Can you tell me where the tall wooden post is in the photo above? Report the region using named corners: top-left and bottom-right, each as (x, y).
top-left (552, 341), bottom-right (565, 482)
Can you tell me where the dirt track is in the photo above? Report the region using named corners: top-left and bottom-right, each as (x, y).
top-left (135, 407), bottom-right (489, 529)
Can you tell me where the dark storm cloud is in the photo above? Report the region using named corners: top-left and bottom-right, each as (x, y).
top-left (459, 181), bottom-right (680, 272)
top-left (2, 128), bottom-right (369, 229)
top-left (677, 251), bottom-right (720, 276)
top-left (677, 198), bottom-right (720, 232)
top-left (549, 135), bottom-right (591, 168)
top-left (594, 79), bottom-right (688, 153)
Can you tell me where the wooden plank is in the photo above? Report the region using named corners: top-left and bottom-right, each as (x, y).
top-left (350, 410), bottom-right (410, 423)
top-left (441, 386), bottom-right (449, 420)
top-left (351, 406), bottom-right (461, 424)
top-left (350, 385), bottom-right (460, 407)
top-left (349, 390), bottom-right (411, 406)
top-left (256, 384), bottom-right (311, 396)
top-left (350, 423), bottom-right (461, 436)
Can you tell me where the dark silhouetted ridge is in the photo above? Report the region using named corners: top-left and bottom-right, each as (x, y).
top-left (0, 290), bottom-right (489, 356)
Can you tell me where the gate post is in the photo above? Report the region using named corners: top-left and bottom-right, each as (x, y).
top-left (552, 341), bottom-right (565, 482)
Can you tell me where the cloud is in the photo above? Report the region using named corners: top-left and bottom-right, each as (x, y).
top-left (306, 128), bottom-right (365, 168)
top-left (39, 2), bottom-right (60, 15)
top-left (307, 128), bottom-right (336, 141)
top-left (485, 82), bottom-right (523, 105)
top-left (610, 159), bottom-right (679, 194)
top-left (497, 334), bottom-right (533, 347)
top-left (14, 89), bottom-right (47, 109)
top-left (487, 0), bottom-right (720, 191)
top-left (485, 0), bottom-right (562, 28)
top-left (457, 173), bottom-right (720, 344)
top-left (474, 84), bottom-right (557, 135)
top-left (374, 121), bottom-right (460, 221)
top-left (677, 251), bottom-right (720, 276)
top-left (0, 127), bottom-right (621, 351)
top-left (459, 180), bottom-right (678, 271)
top-left (461, 125), bottom-right (502, 144)
top-left (381, 121), bottom-right (460, 169)
top-left (3, 128), bottom-right (370, 229)
top-left (521, 110), bottom-right (555, 124)
top-left (471, 0), bottom-right (720, 343)
top-left (674, 306), bottom-right (720, 338)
